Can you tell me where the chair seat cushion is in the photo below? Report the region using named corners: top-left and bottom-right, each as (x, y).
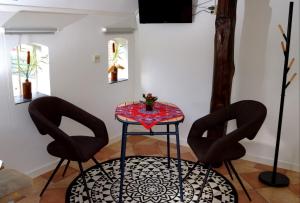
top-left (188, 137), bottom-right (246, 164)
top-left (47, 136), bottom-right (106, 162)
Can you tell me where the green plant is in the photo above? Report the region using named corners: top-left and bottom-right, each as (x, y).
top-left (11, 44), bottom-right (48, 80)
top-left (143, 93), bottom-right (158, 106)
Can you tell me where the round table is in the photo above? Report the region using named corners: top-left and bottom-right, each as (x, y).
top-left (115, 101), bottom-right (185, 202)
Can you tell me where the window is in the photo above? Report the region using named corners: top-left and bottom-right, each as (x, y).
top-left (11, 43), bottom-right (50, 104)
top-left (107, 38), bottom-right (128, 83)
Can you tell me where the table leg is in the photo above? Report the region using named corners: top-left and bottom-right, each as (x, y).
top-left (119, 124), bottom-right (128, 203)
top-left (175, 124), bottom-right (184, 202)
top-left (167, 124), bottom-right (170, 168)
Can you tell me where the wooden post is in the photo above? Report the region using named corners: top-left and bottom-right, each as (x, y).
top-left (208, 0), bottom-right (238, 139)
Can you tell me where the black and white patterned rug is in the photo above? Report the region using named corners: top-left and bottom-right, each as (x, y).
top-left (66, 156), bottom-right (237, 203)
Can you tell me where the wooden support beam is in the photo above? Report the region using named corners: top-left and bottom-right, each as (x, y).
top-left (208, 0), bottom-right (237, 139)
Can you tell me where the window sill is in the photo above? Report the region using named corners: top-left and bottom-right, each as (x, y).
top-left (108, 78), bottom-right (128, 84)
top-left (14, 92), bottom-right (48, 105)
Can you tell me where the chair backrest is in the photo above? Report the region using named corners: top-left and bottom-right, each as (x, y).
top-left (226, 100), bottom-right (267, 140)
top-left (28, 96), bottom-right (65, 135)
top-left (29, 96), bottom-right (109, 146)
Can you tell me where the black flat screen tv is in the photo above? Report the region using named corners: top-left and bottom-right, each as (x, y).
top-left (138, 0), bottom-right (193, 24)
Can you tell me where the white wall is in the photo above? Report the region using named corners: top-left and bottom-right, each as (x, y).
top-left (235, 0), bottom-right (299, 171)
top-left (134, 0), bottom-right (299, 171)
top-left (134, 13), bottom-right (216, 137)
top-left (0, 0), bottom-right (298, 176)
top-left (0, 14), bottom-right (135, 176)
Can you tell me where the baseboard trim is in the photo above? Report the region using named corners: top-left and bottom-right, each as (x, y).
top-left (27, 159), bottom-right (60, 178)
top-left (244, 153), bottom-right (300, 172)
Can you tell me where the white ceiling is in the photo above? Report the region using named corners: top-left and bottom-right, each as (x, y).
top-left (0, 0), bottom-right (138, 31)
top-left (3, 11), bottom-right (86, 30)
top-left (0, 11), bottom-right (14, 25)
top-left (0, 0), bottom-right (139, 15)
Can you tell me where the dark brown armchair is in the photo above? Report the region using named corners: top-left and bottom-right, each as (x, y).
top-left (28, 96), bottom-right (113, 202)
top-left (184, 100), bottom-right (267, 202)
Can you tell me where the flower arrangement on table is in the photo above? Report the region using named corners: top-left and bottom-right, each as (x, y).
top-left (107, 41), bottom-right (125, 82)
top-left (143, 93), bottom-right (158, 111)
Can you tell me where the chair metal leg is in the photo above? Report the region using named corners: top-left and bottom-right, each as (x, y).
top-left (197, 166), bottom-right (212, 203)
top-left (119, 123), bottom-right (128, 203)
top-left (92, 157), bottom-right (113, 182)
top-left (183, 161), bottom-right (199, 181)
top-left (78, 162), bottom-right (92, 203)
top-left (228, 161), bottom-right (252, 201)
top-left (167, 124), bottom-right (171, 168)
top-left (40, 158), bottom-right (65, 196)
top-left (62, 160), bottom-right (70, 177)
top-left (224, 161), bottom-right (234, 180)
top-left (175, 124), bottom-right (184, 202)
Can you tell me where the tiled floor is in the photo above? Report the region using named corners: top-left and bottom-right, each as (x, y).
top-left (11, 136), bottom-right (300, 203)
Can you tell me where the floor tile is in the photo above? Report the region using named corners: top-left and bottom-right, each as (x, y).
top-left (254, 163), bottom-right (287, 174)
top-left (40, 165), bottom-right (78, 183)
top-left (180, 151), bottom-right (197, 162)
top-left (132, 143), bottom-right (161, 155)
top-left (231, 161), bottom-right (261, 174)
top-left (223, 174), bottom-right (253, 191)
top-left (94, 147), bottom-right (119, 162)
top-left (31, 176), bottom-right (48, 195)
top-left (15, 136), bottom-right (299, 203)
top-left (238, 189), bottom-right (268, 203)
top-left (16, 194), bottom-right (40, 203)
top-left (126, 135), bottom-right (149, 143)
top-left (241, 171), bottom-right (268, 189)
top-left (213, 164), bottom-right (232, 176)
top-left (289, 183), bottom-right (300, 197)
top-left (49, 172), bottom-right (79, 189)
top-left (286, 170), bottom-right (300, 184)
top-left (257, 187), bottom-right (300, 203)
top-left (40, 188), bottom-right (66, 203)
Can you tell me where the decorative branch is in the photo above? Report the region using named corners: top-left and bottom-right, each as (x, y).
top-left (288, 57), bottom-right (295, 69)
top-left (278, 24), bottom-right (287, 41)
top-left (281, 41), bottom-right (286, 52)
top-left (285, 73), bottom-right (297, 88)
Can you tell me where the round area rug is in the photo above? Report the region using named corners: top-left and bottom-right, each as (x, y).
top-left (66, 156), bottom-right (237, 203)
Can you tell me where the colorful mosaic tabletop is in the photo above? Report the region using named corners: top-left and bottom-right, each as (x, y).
top-left (115, 102), bottom-right (184, 129)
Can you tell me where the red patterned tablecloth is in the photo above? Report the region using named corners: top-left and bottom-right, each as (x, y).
top-left (115, 102), bottom-right (184, 129)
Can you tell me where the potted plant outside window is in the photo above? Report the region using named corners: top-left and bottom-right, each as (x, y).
top-left (107, 41), bottom-right (125, 82)
top-left (11, 45), bottom-right (48, 99)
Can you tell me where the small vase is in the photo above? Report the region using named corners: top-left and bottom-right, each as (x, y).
top-left (111, 67), bottom-right (118, 82)
top-left (22, 79), bottom-right (32, 99)
top-left (146, 103), bottom-right (153, 111)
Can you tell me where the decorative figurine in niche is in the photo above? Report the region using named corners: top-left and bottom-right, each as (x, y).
top-left (107, 41), bottom-right (124, 82)
top-left (143, 93), bottom-right (158, 111)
